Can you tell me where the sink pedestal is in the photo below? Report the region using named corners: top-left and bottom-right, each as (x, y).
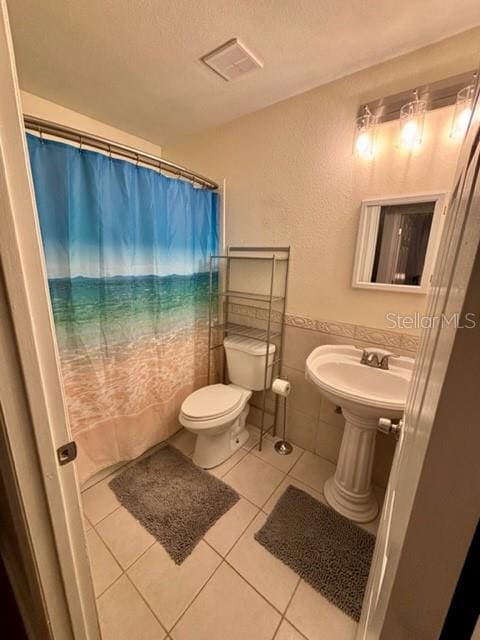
top-left (324, 409), bottom-right (378, 523)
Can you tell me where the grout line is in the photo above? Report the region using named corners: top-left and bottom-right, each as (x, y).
top-left (94, 570), bottom-right (125, 601)
top-left (271, 577), bottom-right (303, 639)
top-left (169, 556), bottom-right (226, 634)
top-left (87, 438), bottom-right (370, 639)
top-left (87, 503), bottom-right (122, 528)
top-left (259, 471), bottom-right (289, 511)
top-left (277, 576), bottom-right (309, 640)
top-left (203, 504), bottom-right (260, 558)
top-left (222, 558), bottom-right (292, 618)
top-left (95, 517), bottom-right (158, 573)
top-left (229, 446), bottom-right (293, 480)
top-left (85, 532), bottom-right (124, 601)
top-left (81, 462), bottom-right (127, 492)
top-left (124, 571), bottom-right (169, 635)
top-left (210, 447), bottom-right (249, 479)
top-left (249, 442), bottom-right (303, 474)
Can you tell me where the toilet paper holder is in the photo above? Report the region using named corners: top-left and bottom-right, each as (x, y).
top-left (272, 376), bottom-right (293, 456)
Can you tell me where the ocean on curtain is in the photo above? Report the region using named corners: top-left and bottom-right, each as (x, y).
top-left (27, 134), bottom-right (218, 483)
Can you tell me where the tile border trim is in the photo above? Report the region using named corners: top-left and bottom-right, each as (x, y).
top-left (228, 303), bottom-right (419, 353)
top-left (285, 313), bottom-right (419, 353)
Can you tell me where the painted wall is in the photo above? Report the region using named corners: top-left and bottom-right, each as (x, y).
top-left (164, 28), bottom-right (480, 335)
top-left (20, 91), bottom-right (163, 157)
top-left (164, 28), bottom-right (480, 484)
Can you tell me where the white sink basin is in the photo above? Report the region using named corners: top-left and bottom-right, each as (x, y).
top-left (306, 344), bottom-right (413, 418)
top-left (306, 344), bottom-right (414, 523)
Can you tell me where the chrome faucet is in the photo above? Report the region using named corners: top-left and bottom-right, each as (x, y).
top-left (358, 348), bottom-right (398, 370)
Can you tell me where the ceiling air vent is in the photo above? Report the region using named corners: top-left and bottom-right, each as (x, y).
top-left (201, 38), bottom-right (263, 81)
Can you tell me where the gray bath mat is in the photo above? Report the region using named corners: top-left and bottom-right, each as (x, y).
top-left (254, 485), bottom-right (375, 621)
top-left (109, 445), bottom-right (239, 564)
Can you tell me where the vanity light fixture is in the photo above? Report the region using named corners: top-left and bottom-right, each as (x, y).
top-left (354, 106), bottom-right (377, 159)
top-left (450, 75), bottom-right (476, 140)
top-left (355, 70), bottom-right (477, 159)
top-left (399, 90), bottom-right (426, 151)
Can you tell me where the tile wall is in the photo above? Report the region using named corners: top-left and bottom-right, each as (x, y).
top-left (228, 304), bottom-right (418, 488)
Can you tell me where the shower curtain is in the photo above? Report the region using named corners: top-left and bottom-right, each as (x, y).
top-left (27, 134), bottom-right (218, 482)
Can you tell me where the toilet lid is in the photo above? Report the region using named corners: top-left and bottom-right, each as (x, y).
top-left (181, 384), bottom-right (243, 420)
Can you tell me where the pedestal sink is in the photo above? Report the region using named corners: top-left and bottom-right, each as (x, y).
top-left (306, 344), bottom-right (414, 522)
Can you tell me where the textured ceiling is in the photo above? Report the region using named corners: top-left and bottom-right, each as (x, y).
top-left (7, 0), bottom-right (480, 145)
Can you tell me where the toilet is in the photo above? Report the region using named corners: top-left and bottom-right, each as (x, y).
top-left (179, 335), bottom-right (276, 468)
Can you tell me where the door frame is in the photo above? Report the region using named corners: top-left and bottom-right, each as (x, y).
top-left (0, 2), bottom-right (99, 638)
top-left (359, 79), bottom-right (480, 639)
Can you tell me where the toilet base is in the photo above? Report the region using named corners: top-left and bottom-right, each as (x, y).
top-left (193, 423), bottom-right (249, 469)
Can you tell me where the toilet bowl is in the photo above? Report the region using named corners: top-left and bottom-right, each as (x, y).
top-left (179, 334), bottom-right (275, 469)
top-left (179, 383), bottom-right (252, 468)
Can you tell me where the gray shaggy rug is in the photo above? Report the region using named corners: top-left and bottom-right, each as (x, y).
top-left (254, 485), bottom-right (375, 621)
top-left (109, 445), bottom-right (239, 564)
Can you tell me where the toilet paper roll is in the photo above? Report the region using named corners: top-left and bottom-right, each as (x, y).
top-left (271, 378), bottom-right (291, 397)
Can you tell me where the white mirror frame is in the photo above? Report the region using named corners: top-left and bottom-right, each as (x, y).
top-left (352, 192), bottom-right (447, 294)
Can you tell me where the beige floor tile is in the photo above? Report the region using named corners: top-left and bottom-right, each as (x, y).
top-left (251, 437), bottom-right (303, 473)
top-left (96, 506), bottom-right (155, 569)
top-left (286, 580), bottom-right (357, 640)
top-left (223, 453), bottom-right (285, 507)
top-left (227, 512), bottom-right (300, 612)
top-left (263, 476), bottom-right (326, 514)
top-left (85, 528), bottom-right (122, 597)
top-left (82, 479), bottom-right (120, 525)
top-left (97, 575), bottom-right (166, 640)
top-left (128, 540), bottom-right (221, 631)
top-left (207, 447), bottom-right (248, 478)
top-left (169, 429), bottom-right (196, 457)
top-left (171, 563), bottom-right (280, 640)
top-left (289, 451), bottom-right (336, 493)
top-left (274, 620), bottom-right (306, 640)
top-left (204, 498), bottom-right (259, 556)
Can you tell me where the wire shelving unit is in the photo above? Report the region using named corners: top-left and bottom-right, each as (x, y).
top-left (207, 246), bottom-right (290, 450)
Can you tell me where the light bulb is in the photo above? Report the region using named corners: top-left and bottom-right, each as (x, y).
top-left (450, 82), bottom-right (475, 140)
top-left (354, 107), bottom-right (377, 159)
top-left (356, 131), bottom-right (373, 158)
top-left (400, 120), bottom-right (420, 150)
top-left (451, 105), bottom-right (473, 140)
top-left (399, 95), bottom-right (426, 151)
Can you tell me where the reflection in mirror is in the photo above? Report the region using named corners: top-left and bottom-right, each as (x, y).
top-left (353, 193), bottom-right (446, 294)
top-left (371, 202), bottom-right (434, 285)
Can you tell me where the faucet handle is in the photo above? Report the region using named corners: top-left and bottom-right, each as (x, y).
top-left (379, 352), bottom-right (399, 370)
top-left (354, 345), bottom-right (369, 364)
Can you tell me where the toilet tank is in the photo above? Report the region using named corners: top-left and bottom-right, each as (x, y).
top-left (224, 335), bottom-right (276, 391)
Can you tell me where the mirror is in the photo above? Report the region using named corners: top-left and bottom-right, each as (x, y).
top-left (352, 193), bottom-right (446, 293)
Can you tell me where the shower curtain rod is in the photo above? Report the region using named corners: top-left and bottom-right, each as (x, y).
top-left (23, 115), bottom-right (218, 190)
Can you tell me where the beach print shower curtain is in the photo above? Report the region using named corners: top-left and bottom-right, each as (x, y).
top-left (27, 134), bottom-right (218, 482)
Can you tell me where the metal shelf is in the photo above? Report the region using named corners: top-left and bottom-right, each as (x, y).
top-left (209, 323), bottom-right (282, 349)
top-left (210, 254), bottom-right (289, 262)
top-left (214, 290), bottom-right (285, 303)
top-left (207, 245), bottom-right (290, 451)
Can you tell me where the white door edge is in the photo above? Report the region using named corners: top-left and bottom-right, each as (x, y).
top-left (358, 78), bottom-right (480, 639)
top-left (0, 2), bottom-right (99, 638)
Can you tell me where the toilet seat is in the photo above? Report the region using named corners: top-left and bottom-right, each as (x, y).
top-left (181, 383), bottom-right (244, 422)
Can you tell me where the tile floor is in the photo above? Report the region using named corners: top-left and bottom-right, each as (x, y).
top-left (82, 426), bottom-right (383, 640)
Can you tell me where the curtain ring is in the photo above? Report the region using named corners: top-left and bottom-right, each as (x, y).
top-left (79, 136), bottom-right (83, 151)
top-left (39, 127), bottom-right (44, 143)
top-left (108, 145), bottom-right (112, 160)
top-left (135, 153), bottom-right (140, 167)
